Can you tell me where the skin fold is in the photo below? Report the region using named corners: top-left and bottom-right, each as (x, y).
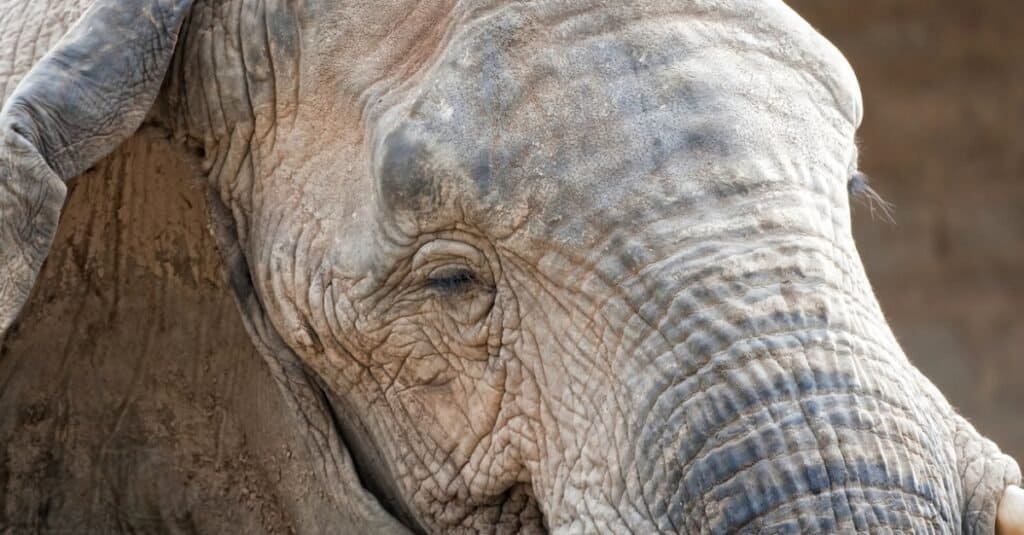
top-left (0, 0), bottom-right (1020, 533)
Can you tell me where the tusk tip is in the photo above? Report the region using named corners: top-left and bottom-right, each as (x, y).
top-left (998, 485), bottom-right (1024, 535)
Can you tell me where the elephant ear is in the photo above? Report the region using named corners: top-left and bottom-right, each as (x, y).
top-left (0, 0), bottom-right (194, 337)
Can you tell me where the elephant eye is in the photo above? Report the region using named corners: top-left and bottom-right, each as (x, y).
top-left (425, 266), bottom-right (480, 295)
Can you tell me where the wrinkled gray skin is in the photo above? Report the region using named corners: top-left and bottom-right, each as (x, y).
top-left (0, 0), bottom-right (1020, 533)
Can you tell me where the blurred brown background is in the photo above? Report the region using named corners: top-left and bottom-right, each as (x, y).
top-left (790, 1), bottom-right (1024, 461)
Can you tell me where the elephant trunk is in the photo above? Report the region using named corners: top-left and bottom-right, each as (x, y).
top-left (627, 308), bottom-right (955, 533)
top-left (534, 236), bottom-right (1019, 533)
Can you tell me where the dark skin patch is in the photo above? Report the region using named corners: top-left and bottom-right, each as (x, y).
top-left (377, 125), bottom-right (437, 214)
top-left (471, 150), bottom-right (492, 193)
top-left (682, 130), bottom-right (729, 156)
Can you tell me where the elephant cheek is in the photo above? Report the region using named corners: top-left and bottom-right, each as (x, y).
top-left (396, 379), bottom-right (477, 454)
top-left (392, 371), bottom-right (516, 486)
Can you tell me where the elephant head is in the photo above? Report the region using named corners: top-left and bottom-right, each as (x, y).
top-left (1, 0), bottom-right (1021, 532)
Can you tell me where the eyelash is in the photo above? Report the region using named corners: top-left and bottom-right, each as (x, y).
top-left (425, 268), bottom-right (479, 294)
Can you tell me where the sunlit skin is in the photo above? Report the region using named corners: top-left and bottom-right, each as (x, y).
top-left (0, 0), bottom-right (1020, 532)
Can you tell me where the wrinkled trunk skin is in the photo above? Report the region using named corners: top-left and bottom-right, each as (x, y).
top-left (617, 275), bottom-right (1011, 533)
top-left (538, 227), bottom-right (1019, 533)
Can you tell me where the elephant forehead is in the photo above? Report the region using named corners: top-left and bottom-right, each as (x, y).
top-left (368, 1), bottom-right (861, 242)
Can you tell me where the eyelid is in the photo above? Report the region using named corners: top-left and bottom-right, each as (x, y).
top-left (411, 240), bottom-right (488, 275)
top-left (426, 263), bottom-right (474, 281)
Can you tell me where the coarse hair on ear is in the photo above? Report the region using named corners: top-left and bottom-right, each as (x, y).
top-left (0, 0), bottom-right (195, 337)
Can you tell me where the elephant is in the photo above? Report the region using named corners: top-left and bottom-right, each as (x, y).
top-left (1, 0), bottom-right (1022, 532)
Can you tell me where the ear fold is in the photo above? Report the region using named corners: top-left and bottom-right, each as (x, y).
top-left (0, 0), bottom-right (194, 336)
top-left (204, 194), bottom-right (412, 533)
